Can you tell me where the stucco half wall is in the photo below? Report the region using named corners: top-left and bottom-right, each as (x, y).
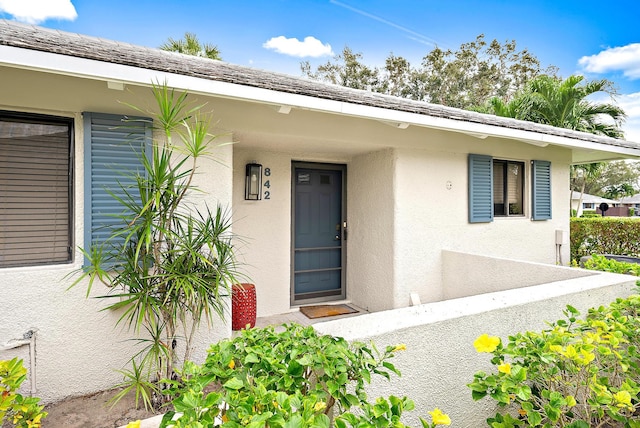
top-left (313, 267), bottom-right (637, 427)
top-left (441, 250), bottom-right (593, 299)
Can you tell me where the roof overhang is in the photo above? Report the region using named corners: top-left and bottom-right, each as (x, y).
top-left (1, 43), bottom-right (639, 163)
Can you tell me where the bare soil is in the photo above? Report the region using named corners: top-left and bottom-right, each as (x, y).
top-left (42, 388), bottom-right (158, 428)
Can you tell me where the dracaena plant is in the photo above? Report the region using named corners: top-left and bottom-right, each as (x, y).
top-left (69, 81), bottom-right (242, 409)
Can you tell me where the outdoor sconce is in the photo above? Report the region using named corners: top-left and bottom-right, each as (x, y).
top-left (244, 162), bottom-right (263, 200)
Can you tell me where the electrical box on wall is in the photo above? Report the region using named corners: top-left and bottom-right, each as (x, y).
top-left (555, 230), bottom-right (567, 245)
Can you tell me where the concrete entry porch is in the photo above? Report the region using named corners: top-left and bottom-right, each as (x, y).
top-left (253, 301), bottom-right (367, 329)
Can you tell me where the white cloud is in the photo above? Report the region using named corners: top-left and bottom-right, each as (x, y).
top-left (0, 0), bottom-right (77, 24)
top-left (263, 36), bottom-right (333, 58)
top-left (588, 92), bottom-right (640, 143)
top-left (578, 44), bottom-right (640, 80)
top-left (617, 92), bottom-right (640, 143)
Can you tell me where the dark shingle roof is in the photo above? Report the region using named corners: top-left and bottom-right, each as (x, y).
top-left (0, 19), bottom-right (638, 152)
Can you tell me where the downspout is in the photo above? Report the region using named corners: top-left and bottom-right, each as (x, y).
top-left (1, 329), bottom-right (38, 396)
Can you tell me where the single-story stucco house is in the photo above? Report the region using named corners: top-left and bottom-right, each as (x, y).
top-left (618, 193), bottom-right (640, 215)
top-left (570, 191), bottom-right (618, 216)
top-left (3, 20), bottom-right (640, 405)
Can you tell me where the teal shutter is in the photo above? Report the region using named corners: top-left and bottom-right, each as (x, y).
top-left (83, 113), bottom-right (152, 264)
top-left (532, 160), bottom-right (552, 220)
top-left (468, 154), bottom-right (493, 223)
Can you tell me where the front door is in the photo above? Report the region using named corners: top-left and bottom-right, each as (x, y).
top-left (292, 163), bottom-right (346, 304)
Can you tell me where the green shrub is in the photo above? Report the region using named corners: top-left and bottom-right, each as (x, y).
top-left (159, 324), bottom-right (450, 428)
top-left (580, 210), bottom-right (599, 218)
top-left (583, 254), bottom-right (640, 276)
top-left (468, 298), bottom-right (640, 427)
top-left (571, 209), bottom-right (578, 218)
top-left (630, 207), bottom-right (636, 216)
top-left (0, 358), bottom-right (47, 427)
top-left (570, 217), bottom-right (640, 263)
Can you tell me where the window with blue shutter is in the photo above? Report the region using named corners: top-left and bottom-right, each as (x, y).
top-left (83, 113), bottom-right (152, 263)
top-left (531, 160), bottom-right (552, 220)
top-left (468, 154), bottom-right (494, 223)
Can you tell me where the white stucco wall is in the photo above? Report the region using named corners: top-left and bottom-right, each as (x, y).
top-left (231, 132), bottom-right (573, 316)
top-left (314, 269), bottom-right (637, 427)
top-left (391, 136), bottom-right (572, 308)
top-left (346, 149), bottom-right (396, 312)
top-left (0, 84), bottom-right (234, 403)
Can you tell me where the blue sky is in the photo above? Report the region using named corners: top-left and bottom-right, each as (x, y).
top-left (2, 0), bottom-right (640, 141)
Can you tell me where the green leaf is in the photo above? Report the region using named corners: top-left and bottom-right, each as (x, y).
top-left (334, 419), bottom-right (347, 428)
top-left (244, 353), bottom-right (260, 364)
top-left (527, 410), bottom-right (542, 426)
top-left (339, 413), bottom-right (359, 426)
top-left (344, 393), bottom-right (360, 408)
top-left (511, 365), bottom-right (527, 383)
top-left (566, 305), bottom-right (580, 315)
top-left (160, 411), bottom-right (176, 428)
top-left (312, 414), bottom-right (331, 428)
top-left (287, 360), bottom-right (304, 377)
top-left (223, 377), bottom-right (244, 390)
top-left (566, 421), bottom-right (589, 428)
top-left (284, 415), bottom-right (304, 428)
top-left (471, 390), bottom-right (488, 401)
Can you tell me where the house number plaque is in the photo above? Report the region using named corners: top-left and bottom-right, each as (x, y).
top-left (263, 167), bottom-right (271, 199)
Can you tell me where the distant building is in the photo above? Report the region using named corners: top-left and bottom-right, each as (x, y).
top-left (617, 194), bottom-right (640, 216)
top-left (570, 191), bottom-right (618, 216)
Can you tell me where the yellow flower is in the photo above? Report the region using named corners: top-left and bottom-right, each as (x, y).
top-left (498, 362), bottom-right (511, 374)
top-left (518, 408), bottom-right (527, 417)
top-left (428, 408), bottom-right (451, 426)
top-left (473, 334), bottom-right (500, 353)
top-left (393, 344), bottom-right (407, 352)
top-left (228, 359), bottom-right (235, 369)
top-left (125, 421), bottom-right (141, 428)
top-left (314, 401), bottom-right (327, 412)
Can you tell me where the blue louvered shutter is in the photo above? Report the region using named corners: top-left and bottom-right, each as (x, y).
top-left (83, 113), bottom-right (152, 264)
top-left (468, 154), bottom-right (493, 223)
top-left (532, 160), bottom-right (552, 220)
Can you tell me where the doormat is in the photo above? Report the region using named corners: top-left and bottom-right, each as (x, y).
top-left (299, 304), bottom-right (358, 319)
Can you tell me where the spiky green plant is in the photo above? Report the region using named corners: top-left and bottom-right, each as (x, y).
top-left (69, 81), bottom-right (241, 408)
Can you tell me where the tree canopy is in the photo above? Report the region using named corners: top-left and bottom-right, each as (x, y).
top-left (160, 32), bottom-right (221, 60)
top-left (486, 74), bottom-right (629, 206)
top-left (301, 34), bottom-right (556, 110)
top-left (487, 74), bottom-right (626, 139)
top-left (575, 160), bottom-right (640, 197)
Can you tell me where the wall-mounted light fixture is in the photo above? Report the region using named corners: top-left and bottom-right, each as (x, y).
top-left (245, 162), bottom-right (263, 200)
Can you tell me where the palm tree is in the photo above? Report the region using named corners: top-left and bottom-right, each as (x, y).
top-left (489, 74), bottom-right (626, 138)
top-left (487, 75), bottom-right (627, 215)
top-left (570, 162), bottom-right (604, 216)
top-left (160, 32), bottom-right (221, 60)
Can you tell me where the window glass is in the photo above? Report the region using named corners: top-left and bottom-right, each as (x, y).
top-left (493, 160), bottom-right (524, 216)
top-left (0, 112), bottom-right (72, 267)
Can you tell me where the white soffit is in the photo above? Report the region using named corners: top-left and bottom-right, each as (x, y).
top-left (2, 44), bottom-right (639, 158)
